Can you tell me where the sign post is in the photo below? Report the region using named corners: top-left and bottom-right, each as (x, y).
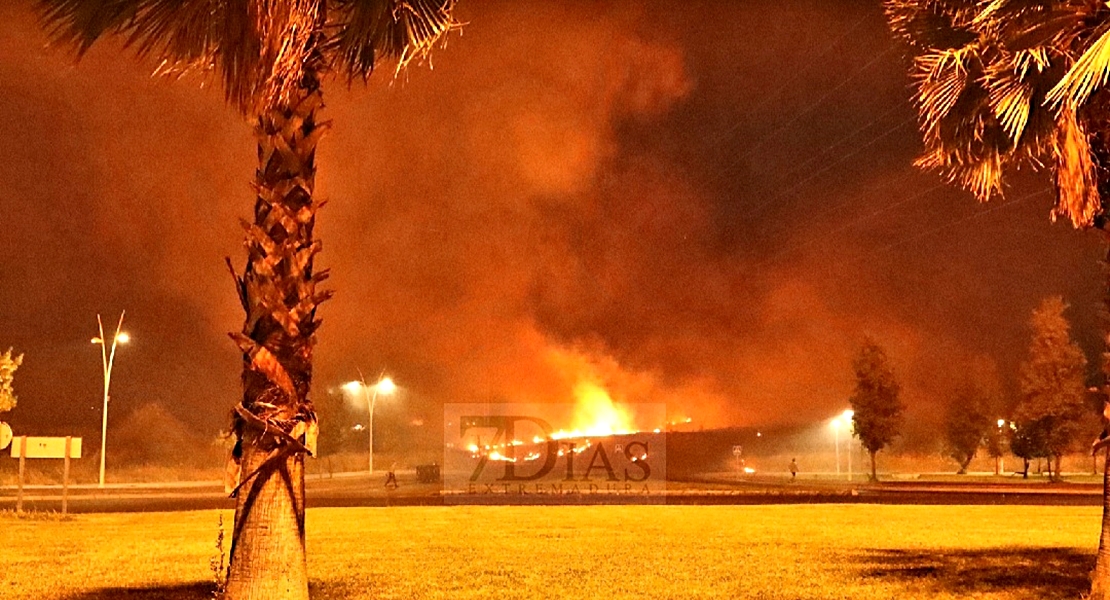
top-left (11, 435), bottom-right (83, 515)
top-left (62, 437), bottom-right (72, 515)
top-left (16, 436), bottom-right (26, 514)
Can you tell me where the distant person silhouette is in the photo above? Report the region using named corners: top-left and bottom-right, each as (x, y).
top-left (385, 462), bottom-right (399, 489)
top-left (789, 458), bottom-right (798, 481)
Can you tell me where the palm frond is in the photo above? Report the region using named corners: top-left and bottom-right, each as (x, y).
top-left (1051, 108), bottom-right (1100, 227)
top-left (976, 1), bottom-right (1080, 52)
top-left (37, 0), bottom-right (146, 56)
top-left (329, 0), bottom-right (458, 81)
top-left (979, 47), bottom-right (1051, 144)
top-left (913, 46), bottom-right (978, 134)
top-left (1047, 25), bottom-right (1110, 110)
top-left (35, 0), bottom-right (333, 115)
top-left (915, 132), bottom-right (1006, 201)
top-left (884, 0), bottom-right (977, 50)
top-left (984, 71), bottom-right (1033, 142)
top-left (247, 0), bottom-right (324, 111)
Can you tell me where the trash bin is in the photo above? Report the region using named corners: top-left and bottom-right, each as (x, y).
top-left (416, 463), bottom-right (441, 484)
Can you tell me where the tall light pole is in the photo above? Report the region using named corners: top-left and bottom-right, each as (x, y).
top-left (842, 409), bottom-right (854, 482)
top-left (996, 418), bottom-right (1006, 475)
top-left (91, 312), bottom-right (129, 489)
top-left (830, 418), bottom-right (841, 477)
top-left (343, 375), bottom-right (396, 477)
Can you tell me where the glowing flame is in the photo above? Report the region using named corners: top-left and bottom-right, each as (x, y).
top-left (550, 382), bottom-right (635, 439)
top-left (488, 450), bottom-right (516, 463)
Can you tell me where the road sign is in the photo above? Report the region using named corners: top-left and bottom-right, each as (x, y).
top-left (732, 445), bottom-right (743, 457)
top-left (0, 422), bottom-right (10, 450)
top-left (10, 436), bottom-right (82, 459)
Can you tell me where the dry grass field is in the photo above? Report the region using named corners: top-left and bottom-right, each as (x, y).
top-left (2, 505), bottom-right (1100, 599)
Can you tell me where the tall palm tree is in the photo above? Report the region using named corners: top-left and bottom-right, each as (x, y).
top-left (34, 2), bottom-right (456, 598)
top-left (884, 1), bottom-right (1110, 596)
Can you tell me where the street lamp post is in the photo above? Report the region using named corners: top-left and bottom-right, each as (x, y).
top-left (831, 419), bottom-right (841, 477)
top-left (91, 312), bottom-right (129, 489)
top-left (842, 410), bottom-right (854, 482)
top-left (343, 376), bottom-right (396, 477)
top-left (996, 418), bottom-right (1006, 475)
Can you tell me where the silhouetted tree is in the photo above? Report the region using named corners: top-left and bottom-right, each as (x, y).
top-left (1015, 297), bottom-right (1088, 482)
top-left (0, 348), bottom-right (22, 416)
top-left (849, 338), bottom-right (904, 481)
top-left (313, 388), bottom-right (358, 476)
top-left (113, 403), bottom-right (210, 469)
top-left (943, 385), bottom-right (991, 474)
top-left (1010, 419), bottom-right (1049, 479)
top-left (34, 2), bottom-right (457, 598)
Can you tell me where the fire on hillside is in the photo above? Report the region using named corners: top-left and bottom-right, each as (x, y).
top-left (442, 385), bottom-right (669, 503)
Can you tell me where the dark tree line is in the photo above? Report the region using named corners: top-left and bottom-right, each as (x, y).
top-left (939, 297), bottom-right (1097, 480)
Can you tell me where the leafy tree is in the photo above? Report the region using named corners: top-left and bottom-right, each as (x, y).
top-left (984, 422), bottom-right (1006, 459)
top-left (1010, 419), bottom-right (1049, 479)
top-left (848, 338), bottom-right (905, 481)
top-left (1015, 297), bottom-right (1089, 482)
top-left (313, 387), bottom-right (359, 476)
top-left (0, 348), bottom-right (23, 416)
top-left (943, 357), bottom-right (1003, 474)
top-left (113, 403), bottom-right (211, 468)
top-left (35, 2), bottom-right (457, 598)
top-left (883, 3), bottom-right (1110, 594)
top-left (943, 385), bottom-right (991, 474)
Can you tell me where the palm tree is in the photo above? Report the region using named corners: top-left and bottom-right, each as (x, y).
top-left (884, 1), bottom-right (1110, 596)
top-left (34, 2), bottom-right (456, 598)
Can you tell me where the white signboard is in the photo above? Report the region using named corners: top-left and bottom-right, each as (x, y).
top-left (0, 422), bottom-right (10, 451)
top-left (10, 436), bottom-right (82, 459)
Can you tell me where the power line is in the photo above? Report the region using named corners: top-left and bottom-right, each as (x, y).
top-left (876, 188), bottom-right (1051, 253)
top-left (729, 101), bottom-right (912, 218)
top-left (702, 11), bottom-right (878, 150)
top-left (714, 44), bottom-right (898, 188)
top-left (749, 178), bottom-right (947, 270)
top-left (739, 113), bottom-right (915, 222)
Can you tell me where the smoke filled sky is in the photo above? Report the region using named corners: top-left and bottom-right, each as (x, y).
top-left (0, 1), bottom-right (1103, 444)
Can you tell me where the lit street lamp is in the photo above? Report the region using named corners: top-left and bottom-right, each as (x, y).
top-left (830, 409), bottom-right (855, 481)
top-left (343, 375), bottom-right (396, 477)
top-left (842, 409), bottom-right (854, 481)
top-left (996, 418), bottom-right (1006, 475)
top-left (91, 311), bottom-right (129, 489)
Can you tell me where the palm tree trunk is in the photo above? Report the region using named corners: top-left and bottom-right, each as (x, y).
top-left (1091, 229), bottom-right (1110, 600)
top-left (1091, 448), bottom-right (1110, 599)
top-left (869, 450), bottom-right (877, 481)
top-left (224, 59), bottom-right (330, 600)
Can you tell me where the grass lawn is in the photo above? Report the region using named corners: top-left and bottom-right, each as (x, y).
top-left (2, 505), bottom-right (1100, 599)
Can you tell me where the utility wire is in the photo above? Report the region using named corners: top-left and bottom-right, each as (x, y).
top-left (876, 188), bottom-right (1051, 253)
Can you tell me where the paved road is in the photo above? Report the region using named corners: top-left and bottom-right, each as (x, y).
top-left (2, 474), bottom-right (1105, 513)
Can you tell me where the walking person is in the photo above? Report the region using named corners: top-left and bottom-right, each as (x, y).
top-left (789, 458), bottom-right (798, 481)
top-left (385, 462), bottom-right (399, 489)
